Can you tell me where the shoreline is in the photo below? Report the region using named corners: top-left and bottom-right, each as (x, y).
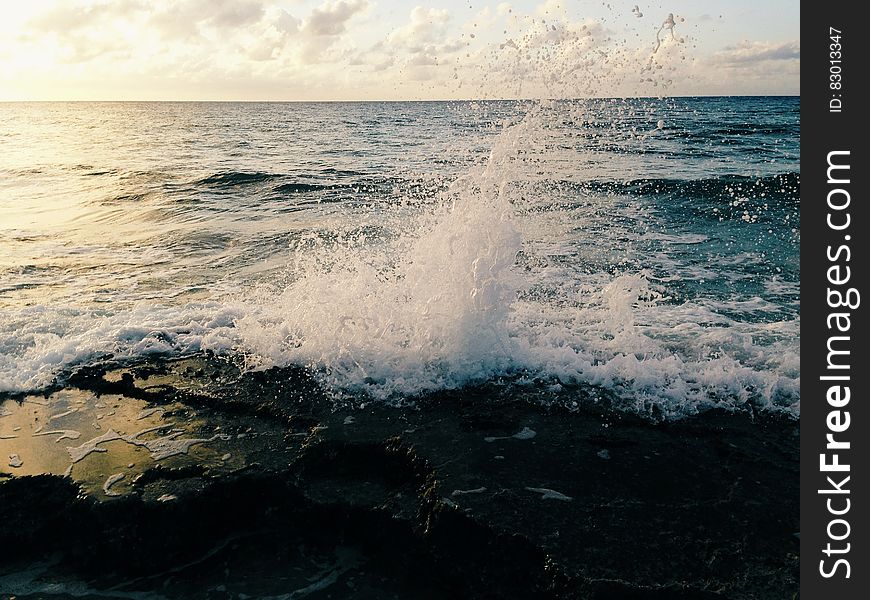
top-left (1, 355), bottom-right (799, 598)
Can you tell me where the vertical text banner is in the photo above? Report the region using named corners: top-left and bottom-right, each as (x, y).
top-left (801, 2), bottom-right (868, 597)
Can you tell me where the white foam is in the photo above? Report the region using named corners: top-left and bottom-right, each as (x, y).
top-left (0, 303), bottom-right (241, 393)
top-left (525, 486), bottom-right (573, 501)
top-left (33, 429), bottom-right (81, 442)
top-left (142, 432), bottom-right (226, 461)
top-left (102, 472), bottom-right (125, 496)
top-left (67, 429), bottom-right (122, 463)
top-left (136, 407), bottom-right (163, 420)
top-left (484, 427), bottom-right (537, 442)
top-left (49, 407), bottom-right (79, 421)
top-left (512, 427), bottom-right (537, 440)
top-left (451, 486), bottom-right (487, 496)
top-left (66, 426), bottom-right (228, 463)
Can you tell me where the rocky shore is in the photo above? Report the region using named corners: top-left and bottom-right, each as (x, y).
top-left (0, 356), bottom-right (798, 599)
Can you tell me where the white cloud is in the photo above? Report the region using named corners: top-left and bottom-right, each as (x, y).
top-left (276, 9), bottom-right (301, 35)
top-left (302, 0), bottom-right (369, 36)
top-left (388, 6), bottom-right (452, 49)
top-left (147, 1), bottom-right (265, 40)
top-left (354, 6), bottom-right (466, 82)
top-left (677, 40), bottom-right (799, 96)
top-left (0, 0), bottom-right (799, 100)
top-left (208, 0), bottom-right (265, 28)
top-left (463, 6), bottom-right (500, 33)
top-left (28, 0), bottom-right (146, 33)
top-left (711, 40), bottom-right (800, 65)
top-left (291, 0), bottom-right (370, 62)
top-left (535, 0), bottom-right (567, 19)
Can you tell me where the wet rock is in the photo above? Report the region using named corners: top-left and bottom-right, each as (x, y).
top-left (0, 355), bottom-right (798, 599)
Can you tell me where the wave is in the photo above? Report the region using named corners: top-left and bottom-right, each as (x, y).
top-left (194, 171), bottom-right (283, 187)
top-left (0, 105), bottom-right (800, 419)
top-left (272, 182), bottom-right (329, 194)
top-left (194, 168), bottom-right (369, 189)
top-left (568, 172), bottom-right (799, 200)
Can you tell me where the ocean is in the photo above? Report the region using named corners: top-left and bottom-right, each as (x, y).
top-left (0, 97), bottom-right (799, 417)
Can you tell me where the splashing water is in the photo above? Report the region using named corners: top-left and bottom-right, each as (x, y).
top-left (221, 103), bottom-right (799, 416)
top-left (231, 113), bottom-right (534, 398)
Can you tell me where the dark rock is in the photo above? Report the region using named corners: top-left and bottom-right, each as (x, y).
top-left (0, 355), bottom-right (798, 599)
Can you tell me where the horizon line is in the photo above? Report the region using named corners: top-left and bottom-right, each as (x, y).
top-left (0, 93), bottom-right (801, 103)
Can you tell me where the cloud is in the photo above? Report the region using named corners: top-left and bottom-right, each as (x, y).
top-left (208, 0), bottom-right (265, 28)
top-left (388, 6), bottom-right (452, 50)
top-left (463, 6), bottom-right (500, 33)
top-left (390, 6), bottom-right (467, 65)
top-left (291, 0), bottom-right (369, 62)
top-left (535, 0), bottom-right (567, 19)
top-left (674, 39), bottom-right (799, 96)
top-left (28, 0), bottom-right (146, 33)
top-left (276, 9), bottom-right (301, 35)
top-left (2, 0), bottom-right (799, 100)
top-left (149, 0), bottom-right (265, 40)
top-left (239, 8), bottom-right (301, 61)
top-left (302, 0), bottom-right (368, 36)
top-left (28, 0), bottom-right (269, 53)
top-left (338, 6), bottom-right (464, 81)
top-left (24, 0), bottom-right (149, 63)
top-left (712, 40), bottom-right (800, 65)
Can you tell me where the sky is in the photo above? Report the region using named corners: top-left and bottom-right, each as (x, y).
top-left (0, 0), bottom-right (800, 101)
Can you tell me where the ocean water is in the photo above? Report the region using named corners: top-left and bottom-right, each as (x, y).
top-left (0, 97), bottom-right (799, 417)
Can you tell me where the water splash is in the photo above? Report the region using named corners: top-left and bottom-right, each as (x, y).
top-left (226, 103), bottom-right (799, 416)
top-left (233, 113), bottom-right (536, 398)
